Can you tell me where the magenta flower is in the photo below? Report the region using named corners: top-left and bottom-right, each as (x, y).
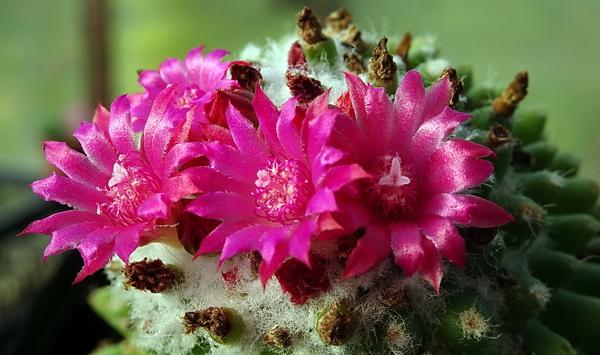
top-left (21, 86), bottom-right (201, 282)
top-left (129, 45), bottom-right (237, 131)
top-left (187, 86), bottom-right (369, 288)
top-left (332, 71), bottom-right (514, 292)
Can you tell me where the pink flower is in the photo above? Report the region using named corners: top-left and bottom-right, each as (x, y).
top-left (21, 86), bottom-right (201, 282)
top-left (129, 46), bottom-right (237, 131)
top-left (331, 71), bottom-right (514, 292)
top-left (187, 86), bottom-right (369, 287)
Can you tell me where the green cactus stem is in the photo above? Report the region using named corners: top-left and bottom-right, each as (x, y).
top-left (542, 289), bottom-right (600, 346)
top-left (523, 319), bottom-right (576, 355)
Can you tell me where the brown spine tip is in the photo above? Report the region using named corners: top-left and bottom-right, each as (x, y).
top-left (263, 325), bottom-right (292, 348)
top-left (492, 71), bottom-right (528, 117)
top-left (122, 258), bottom-right (179, 293)
top-left (393, 32), bottom-right (412, 68)
top-left (343, 53), bottom-right (367, 74)
top-left (296, 7), bottom-right (326, 45)
top-left (325, 7), bottom-right (352, 34)
top-left (229, 62), bottom-right (262, 93)
top-left (340, 24), bottom-right (367, 54)
top-left (435, 68), bottom-right (464, 107)
top-left (368, 37), bottom-right (397, 85)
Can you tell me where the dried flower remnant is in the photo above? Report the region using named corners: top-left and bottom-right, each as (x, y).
top-left (340, 25), bottom-right (368, 54)
top-left (492, 71), bottom-right (528, 117)
top-left (486, 124), bottom-right (513, 152)
top-left (325, 7), bottom-right (352, 34)
top-left (285, 72), bottom-right (326, 104)
top-left (435, 68), bottom-right (464, 107)
top-left (343, 53), bottom-right (367, 74)
top-left (123, 258), bottom-right (179, 293)
top-left (317, 301), bottom-right (355, 346)
top-left (182, 307), bottom-right (243, 344)
top-left (368, 37), bottom-right (397, 89)
top-left (296, 7), bottom-right (326, 45)
top-left (263, 325), bottom-right (292, 348)
top-left (229, 62), bottom-right (262, 93)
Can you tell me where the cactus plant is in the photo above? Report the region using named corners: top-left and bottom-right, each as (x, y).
top-left (21, 7), bottom-right (600, 355)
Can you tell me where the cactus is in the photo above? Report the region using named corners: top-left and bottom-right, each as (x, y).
top-left (22, 7), bottom-right (600, 355)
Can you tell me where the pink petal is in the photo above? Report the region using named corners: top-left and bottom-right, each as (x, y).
top-left (416, 235), bottom-right (444, 294)
top-left (393, 71), bottom-right (426, 145)
top-left (113, 223), bottom-right (145, 263)
top-left (162, 142), bottom-right (206, 175)
top-left (159, 58), bottom-right (187, 85)
top-left (162, 174), bottom-right (202, 201)
top-left (423, 74), bottom-right (453, 121)
top-left (43, 141), bottom-right (108, 187)
top-left (277, 97), bottom-right (304, 161)
top-left (108, 95), bottom-right (137, 154)
top-left (417, 215), bottom-right (465, 267)
top-left (74, 121), bottom-right (118, 175)
top-left (43, 222), bottom-right (108, 259)
top-left (31, 172), bottom-right (109, 212)
top-left (226, 104), bottom-right (270, 161)
top-left (185, 191), bottom-right (256, 220)
top-left (74, 226), bottom-right (119, 283)
top-left (305, 187), bottom-right (338, 216)
top-left (419, 193), bottom-right (514, 227)
top-left (288, 217), bottom-right (318, 266)
top-left (306, 110), bottom-right (339, 165)
top-left (257, 225), bottom-right (293, 285)
top-left (220, 224), bottom-right (273, 261)
top-left (182, 166), bottom-right (249, 195)
top-left (137, 70), bottom-right (165, 98)
top-left (390, 221), bottom-right (423, 276)
top-left (421, 139), bottom-right (494, 195)
top-left (343, 223), bottom-right (391, 278)
top-left (203, 141), bottom-right (259, 183)
top-left (137, 193), bottom-right (170, 220)
top-left (254, 85), bottom-right (285, 155)
top-left (311, 146), bottom-right (347, 184)
top-left (319, 164), bottom-right (370, 192)
top-left (196, 219), bottom-right (258, 255)
top-left (21, 210), bottom-right (109, 236)
top-left (405, 108), bottom-right (471, 165)
top-left (344, 73), bottom-right (394, 156)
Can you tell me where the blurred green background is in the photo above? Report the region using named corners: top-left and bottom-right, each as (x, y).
top-left (1, 1), bottom-right (600, 353)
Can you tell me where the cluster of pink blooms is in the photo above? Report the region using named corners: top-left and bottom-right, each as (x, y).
top-left (22, 45), bottom-right (513, 299)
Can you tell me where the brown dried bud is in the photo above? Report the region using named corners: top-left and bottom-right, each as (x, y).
top-left (296, 7), bottom-right (326, 45)
top-left (122, 258), bottom-right (179, 293)
top-left (325, 8), bottom-right (352, 34)
top-left (285, 72), bottom-right (326, 104)
top-left (382, 286), bottom-right (410, 309)
top-left (263, 325), bottom-right (292, 348)
top-left (393, 32), bottom-right (412, 68)
top-left (229, 63), bottom-right (262, 93)
top-left (368, 37), bottom-right (397, 85)
top-left (182, 307), bottom-right (231, 339)
top-left (317, 301), bottom-right (355, 346)
top-left (435, 68), bottom-right (464, 107)
top-left (343, 53), bottom-right (367, 74)
top-left (492, 71), bottom-right (528, 117)
top-left (340, 25), bottom-right (368, 54)
top-left (486, 123), bottom-right (513, 153)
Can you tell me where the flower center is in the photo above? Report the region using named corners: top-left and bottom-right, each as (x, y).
top-left (364, 155), bottom-right (418, 221)
top-left (176, 85), bottom-right (201, 108)
top-left (98, 152), bottom-right (161, 227)
top-left (253, 157), bottom-right (314, 224)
